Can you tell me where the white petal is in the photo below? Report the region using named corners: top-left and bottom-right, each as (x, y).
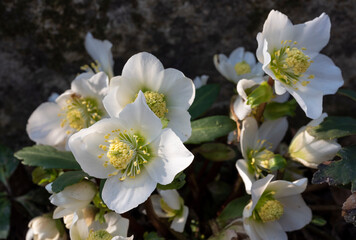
top-left (166, 107), bottom-right (192, 142)
top-left (274, 81), bottom-right (287, 95)
top-left (253, 220), bottom-right (287, 240)
top-left (150, 194), bottom-right (169, 218)
top-left (53, 207), bottom-right (74, 219)
top-left (85, 32), bottom-right (114, 78)
top-left (228, 47), bottom-right (245, 64)
top-left (91, 212), bottom-right (129, 237)
top-left (257, 117), bottom-right (288, 152)
top-left (102, 170), bottom-right (157, 214)
top-left (233, 96), bottom-right (252, 120)
top-left (159, 68), bottom-right (195, 109)
top-left (237, 79), bottom-right (258, 101)
top-left (214, 54), bottom-right (240, 83)
top-left (243, 217), bottom-right (263, 240)
top-left (236, 159), bottom-right (255, 194)
top-left (121, 52), bottom-right (164, 90)
top-left (268, 178), bottom-right (308, 198)
top-left (26, 102), bottom-right (68, 149)
top-left (273, 92), bottom-right (290, 103)
top-left (240, 117), bottom-right (258, 159)
top-left (250, 175), bottom-right (274, 212)
top-left (307, 112), bottom-right (327, 127)
top-left (158, 189), bottom-right (181, 210)
top-left (71, 72), bottom-right (109, 99)
top-left (256, 33), bottom-right (265, 64)
top-left (145, 128), bottom-right (194, 185)
top-left (171, 206), bottom-right (189, 233)
top-left (277, 194), bottom-right (312, 231)
top-left (243, 51), bottom-right (256, 66)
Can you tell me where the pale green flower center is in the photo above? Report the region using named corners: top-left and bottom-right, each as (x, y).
top-left (247, 139), bottom-right (275, 173)
top-left (98, 130), bottom-right (152, 180)
top-left (234, 61), bottom-right (251, 75)
top-left (87, 229), bottom-right (112, 240)
top-left (142, 91), bottom-right (168, 119)
top-left (62, 96), bottom-right (103, 132)
top-left (256, 199), bottom-right (284, 223)
top-left (270, 40), bottom-right (314, 88)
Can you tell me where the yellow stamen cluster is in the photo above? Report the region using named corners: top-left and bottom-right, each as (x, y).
top-left (106, 137), bottom-right (134, 169)
top-left (86, 229), bottom-right (112, 240)
top-left (80, 60), bottom-right (101, 74)
top-left (142, 91), bottom-right (168, 118)
top-left (257, 199), bottom-right (284, 223)
top-left (234, 61), bottom-right (251, 75)
top-left (285, 48), bottom-right (311, 75)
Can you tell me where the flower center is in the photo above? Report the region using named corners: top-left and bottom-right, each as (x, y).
top-left (256, 199), bottom-right (284, 223)
top-left (234, 61), bottom-right (251, 75)
top-left (98, 130), bottom-right (152, 180)
top-left (87, 229), bottom-right (112, 240)
top-left (247, 139), bottom-right (275, 174)
top-left (270, 40), bottom-right (314, 88)
top-left (142, 91), bottom-right (168, 119)
top-left (62, 95), bottom-right (104, 131)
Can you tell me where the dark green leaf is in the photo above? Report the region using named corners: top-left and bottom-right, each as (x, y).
top-left (307, 116), bottom-right (356, 140)
top-left (208, 181), bottom-right (232, 204)
top-left (0, 145), bottom-right (19, 188)
top-left (14, 145), bottom-right (81, 170)
top-left (312, 146), bottom-right (356, 192)
top-left (157, 172), bottom-right (186, 190)
top-left (338, 88), bottom-right (356, 102)
top-left (15, 189), bottom-right (49, 217)
top-left (189, 84), bottom-right (220, 120)
top-left (194, 143), bottom-right (236, 161)
top-left (0, 194), bottom-right (11, 239)
top-left (186, 116), bottom-right (236, 144)
top-left (217, 195), bottom-right (250, 228)
top-left (51, 171), bottom-right (89, 193)
top-left (143, 232), bottom-right (164, 240)
top-left (263, 99), bottom-right (296, 120)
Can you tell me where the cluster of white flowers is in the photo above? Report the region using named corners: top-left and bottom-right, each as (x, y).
top-left (23, 9), bottom-right (345, 240)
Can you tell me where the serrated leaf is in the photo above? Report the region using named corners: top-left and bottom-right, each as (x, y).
top-left (307, 116), bottom-right (356, 140)
top-left (51, 171), bottom-right (89, 193)
top-left (0, 145), bottom-right (19, 188)
top-left (14, 145), bottom-right (81, 170)
top-left (312, 146), bottom-right (356, 192)
top-left (0, 193), bottom-right (11, 239)
top-left (195, 143), bottom-right (236, 161)
top-left (157, 172), bottom-right (186, 190)
top-left (15, 188), bottom-right (49, 217)
top-left (338, 88), bottom-right (356, 102)
top-left (186, 116), bottom-right (236, 144)
top-left (217, 195), bottom-right (250, 228)
top-left (189, 84), bottom-right (220, 120)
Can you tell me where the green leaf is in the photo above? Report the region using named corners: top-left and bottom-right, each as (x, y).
top-left (186, 116), bottom-right (236, 144)
top-left (157, 172), bottom-right (186, 190)
top-left (0, 145), bottom-right (19, 188)
top-left (311, 216), bottom-right (327, 226)
top-left (194, 143), bottom-right (236, 161)
top-left (14, 145), bottom-right (81, 170)
top-left (312, 146), bottom-right (356, 192)
top-left (189, 84), bottom-right (220, 120)
top-left (338, 88), bottom-right (356, 102)
top-left (263, 99), bottom-right (297, 120)
top-left (307, 116), bottom-right (356, 140)
top-left (246, 81), bottom-right (273, 108)
top-left (51, 171), bottom-right (89, 193)
top-left (0, 194), bottom-right (11, 239)
top-left (143, 232), bottom-right (164, 240)
top-left (217, 195), bottom-right (250, 228)
top-left (15, 189), bottom-right (49, 217)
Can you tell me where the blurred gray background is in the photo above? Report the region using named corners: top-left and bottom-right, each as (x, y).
top-left (1, 0), bottom-right (356, 149)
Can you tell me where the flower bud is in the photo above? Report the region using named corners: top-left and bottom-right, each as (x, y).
top-left (26, 215), bottom-right (67, 240)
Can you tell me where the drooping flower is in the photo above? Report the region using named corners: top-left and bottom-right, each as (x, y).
top-left (69, 91), bottom-right (194, 213)
top-left (26, 215), bottom-right (67, 240)
top-left (193, 75), bottom-right (209, 89)
top-left (84, 33), bottom-right (114, 79)
top-left (103, 52), bottom-right (195, 142)
top-left (26, 72), bottom-right (109, 150)
top-left (46, 180), bottom-right (97, 220)
top-left (256, 10), bottom-right (344, 119)
top-left (243, 175), bottom-right (311, 240)
top-left (214, 47), bottom-right (264, 84)
top-left (236, 117), bottom-right (288, 193)
top-left (150, 189), bottom-right (189, 232)
top-left (288, 113), bottom-right (341, 168)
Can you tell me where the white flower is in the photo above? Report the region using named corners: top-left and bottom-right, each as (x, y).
top-left (85, 32), bottom-right (114, 79)
top-left (46, 180), bottom-right (97, 220)
top-left (151, 189), bottom-right (189, 233)
top-left (236, 117), bottom-right (288, 193)
top-left (26, 215), bottom-right (67, 240)
top-left (69, 91), bottom-right (194, 213)
top-left (288, 113), bottom-right (341, 168)
top-left (214, 47), bottom-right (264, 84)
top-left (26, 72), bottom-right (109, 150)
top-left (193, 75), bottom-right (209, 89)
top-left (243, 175), bottom-right (311, 240)
top-left (103, 52), bottom-right (195, 142)
top-left (256, 10), bottom-right (344, 119)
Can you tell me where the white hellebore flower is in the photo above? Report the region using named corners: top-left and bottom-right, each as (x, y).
top-left (103, 52), bottom-right (195, 142)
top-left (289, 113), bottom-right (341, 168)
top-left (214, 47), bottom-right (264, 84)
top-left (236, 117), bottom-right (288, 194)
top-left (193, 75), bottom-right (209, 89)
top-left (26, 215), bottom-right (67, 240)
top-left (69, 91), bottom-right (194, 213)
top-left (85, 32), bottom-right (114, 79)
top-left (243, 175), bottom-right (311, 240)
top-left (26, 72), bottom-right (109, 150)
top-left (151, 189), bottom-right (189, 233)
top-left (256, 10), bottom-right (344, 119)
top-left (46, 180), bottom-right (97, 220)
